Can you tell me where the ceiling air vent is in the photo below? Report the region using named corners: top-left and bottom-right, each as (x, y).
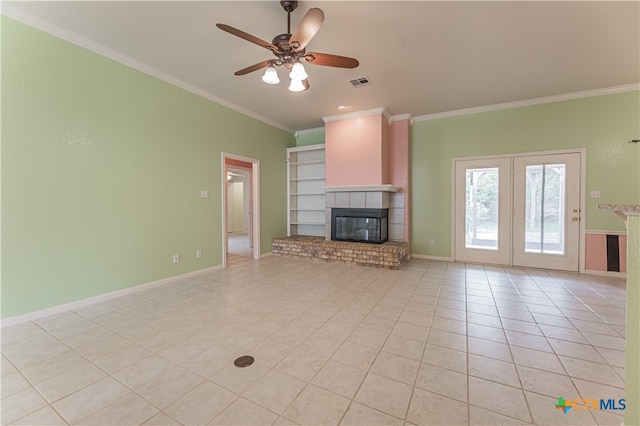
top-left (349, 77), bottom-right (371, 87)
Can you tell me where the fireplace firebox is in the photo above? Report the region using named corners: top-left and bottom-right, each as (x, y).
top-left (331, 208), bottom-right (388, 244)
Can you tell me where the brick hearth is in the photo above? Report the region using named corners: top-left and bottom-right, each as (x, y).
top-left (272, 236), bottom-right (409, 270)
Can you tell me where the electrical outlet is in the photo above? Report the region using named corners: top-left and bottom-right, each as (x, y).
top-left (196, 249), bottom-right (202, 258)
top-left (429, 239), bottom-right (435, 246)
top-left (172, 254), bottom-right (180, 263)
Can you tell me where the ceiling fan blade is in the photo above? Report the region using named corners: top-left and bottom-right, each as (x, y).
top-left (234, 60), bottom-right (271, 76)
top-left (289, 8), bottom-right (325, 51)
top-left (216, 23), bottom-right (278, 52)
top-left (303, 52), bottom-right (359, 69)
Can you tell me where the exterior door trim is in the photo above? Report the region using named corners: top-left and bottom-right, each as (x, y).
top-left (452, 148), bottom-right (586, 272)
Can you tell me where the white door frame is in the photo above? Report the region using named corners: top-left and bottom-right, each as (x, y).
top-left (454, 157), bottom-right (512, 265)
top-left (512, 152), bottom-right (582, 271)
top-left (221, 153), bottom-right (260, 267)
top-left (452, 148), bottom-right (586, 272)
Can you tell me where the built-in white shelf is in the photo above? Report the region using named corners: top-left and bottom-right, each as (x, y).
top-left (287, 144), bottom-right (326, 237)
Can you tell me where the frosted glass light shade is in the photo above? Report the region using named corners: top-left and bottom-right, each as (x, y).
top-left (288, 78), bottom-right (305, 92)
top-left (261, 66), bottom-right (280, 84)
top-left (289, 62), bottom-right (308, 80)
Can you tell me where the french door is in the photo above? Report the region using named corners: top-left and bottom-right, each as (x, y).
top-left (512, 153), bottom-right (581, 270)
top-left (454, 152), bottom-right (582, 271)
top-left (454, 158), bottom-right (512, 265)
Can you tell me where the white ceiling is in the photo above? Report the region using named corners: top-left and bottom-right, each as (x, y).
top-left (4, 1), bottom-right (639, 132)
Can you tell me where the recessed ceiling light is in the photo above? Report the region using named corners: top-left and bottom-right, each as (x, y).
top-left (337, 105), bottom-right (346, 110)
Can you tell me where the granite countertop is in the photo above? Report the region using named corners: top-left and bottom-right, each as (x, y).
top-left (597, 204), bottom-right (640, 222)
top-left (597, 204), bottom-right (640, 212)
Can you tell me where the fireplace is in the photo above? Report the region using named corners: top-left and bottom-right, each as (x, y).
top-left (331, 208), bottom-right (388, 244)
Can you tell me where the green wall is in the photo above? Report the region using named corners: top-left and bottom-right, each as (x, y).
top-left (1, 17), bottom-right (295, 319)
top-left (411, 91), bottom-right (640, 257)
top-left (296, 129), bottom-right (325, 147)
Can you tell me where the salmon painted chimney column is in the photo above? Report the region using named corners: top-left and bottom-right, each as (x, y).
top-left (325, 109), bottom-right (389, 187)
top-left (323, 108), bottom-right (411, 244)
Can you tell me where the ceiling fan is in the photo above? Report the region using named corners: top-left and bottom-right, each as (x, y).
top-left (216, 1), bottom-right (359, 92)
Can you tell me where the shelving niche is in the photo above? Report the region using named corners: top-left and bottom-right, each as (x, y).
top-left (287, 144), bottom-right (326, 237)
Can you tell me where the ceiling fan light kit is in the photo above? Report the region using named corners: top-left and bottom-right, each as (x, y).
top-left (288, 78), bottom-right (306, 92)
top-left (261, 65), bottom-right (280, 84)
top-left (289, 62), bottom-right (308, 81)
top-left (217, 0), bottom-right (359, 92)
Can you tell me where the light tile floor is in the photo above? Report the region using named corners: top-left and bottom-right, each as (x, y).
top-left (227, 233), bottom-right (253, 259)
top-left (1, 257), bottom-right (626, 425)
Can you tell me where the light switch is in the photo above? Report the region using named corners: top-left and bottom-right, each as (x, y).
top-left (590, 190), bottom-right (601, 199)
top-left (200, 190), bottom-right (209, 199)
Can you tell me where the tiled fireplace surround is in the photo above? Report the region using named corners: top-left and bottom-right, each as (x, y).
top-left (324, 188), bottom-right (405, 242)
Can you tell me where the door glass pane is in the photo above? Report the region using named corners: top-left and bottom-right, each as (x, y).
top-left (524, 163), bottom-right (565, 254)
top-left (465, 167), bottom-right (499, 250)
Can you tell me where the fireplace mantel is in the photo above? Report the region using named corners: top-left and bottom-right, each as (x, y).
top-left (325, 185), bottom-right (400, 193)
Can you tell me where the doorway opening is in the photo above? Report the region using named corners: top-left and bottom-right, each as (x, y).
top-left (222, 153), bottom-right (260, 267)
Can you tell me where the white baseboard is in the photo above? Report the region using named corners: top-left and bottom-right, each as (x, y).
top-left (583, 269), bottom-right (627, 279)
top-left (1, 264), bottom-right (223, 328)
top-left (410, 254), bottom-right (454, 262)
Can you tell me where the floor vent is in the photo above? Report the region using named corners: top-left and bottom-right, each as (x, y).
top-left (234, 355), bottom-right (255, 367)
top-left (349, 77), bottom-right (371, 87)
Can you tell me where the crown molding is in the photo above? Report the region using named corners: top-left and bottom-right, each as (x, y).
top-left (414, 84), bottom-right (640, 122)
top-left (391, 114), bottom-right (414, 126)
top-left (298, 113), bottom-right (415, 134)
top-left (323, 107), bottom-right (389, 123)
top-left (2, 5), bottom-right (295, 134)
top-left (384, 109), bottom-right (392, 125)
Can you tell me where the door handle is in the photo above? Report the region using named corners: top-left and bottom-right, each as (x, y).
top-left (572, 208), bottom-right (578, 213)
top-left (571, 217), bottom-right (579, 222)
